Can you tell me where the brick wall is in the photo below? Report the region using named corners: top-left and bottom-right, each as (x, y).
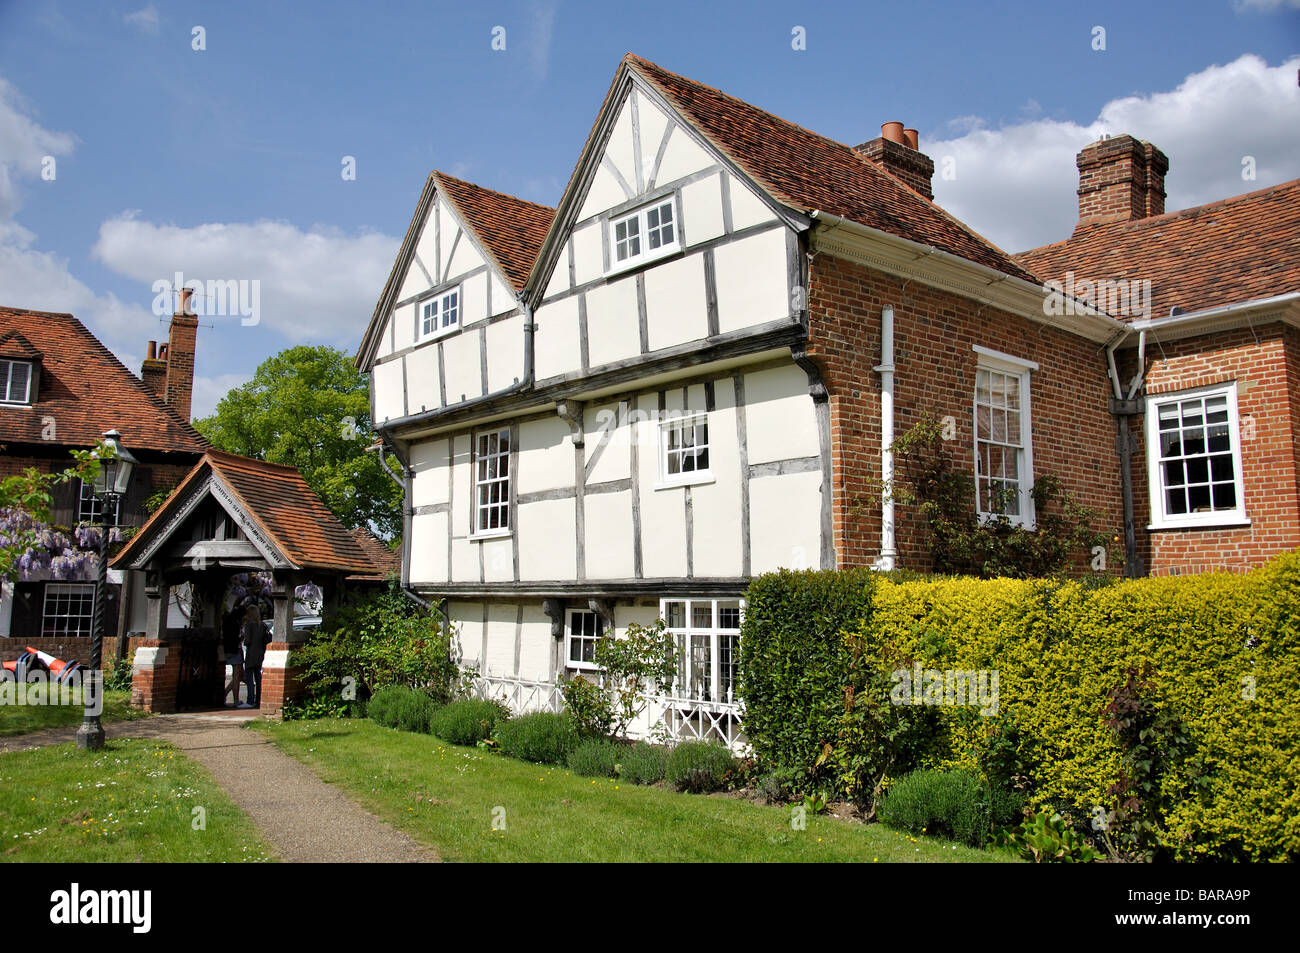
top-left (1137, 323), bottom-right (1300, 573)
top-left (806, 253), bottom-right (1125, 574)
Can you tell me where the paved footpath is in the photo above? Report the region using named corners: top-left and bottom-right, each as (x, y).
top-left (0, 714), bottom-right (438, 863)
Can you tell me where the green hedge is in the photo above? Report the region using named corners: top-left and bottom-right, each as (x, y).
top-left (495, 712), bottom-right (577, 764)
top-left (430, 699), bottom-right (509, 746)
top-left (739, 553), bottom-right (1300, 861)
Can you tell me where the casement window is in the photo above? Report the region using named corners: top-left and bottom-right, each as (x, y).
top-left (610, 197), bottom-right (679, 269)
top-left (78, 479), bottom-right (121, 525)
top-left (661, 598), bottom-right (743, 703)
top-left (472, 429), bottom-right (511, 536)
top-left (1145, 383), bottom-right (1247, 529)
top-left (43, 583), bottom-right (96, 638)
top-left (1, 359), bottom-right (32, 404)
top-left (417, 288), bottom-right (460, 342)
top-left (658, 413), bottom-right (711, 487)
top-left (973, 347), bottom-right (1037, 526)
top-left (566, 609), bottom-right (604, 671)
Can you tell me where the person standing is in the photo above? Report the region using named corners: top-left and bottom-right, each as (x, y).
top-left (240, 604), bottom-right (267, 709)
top-left (222, 608), bottom-right (244, 708)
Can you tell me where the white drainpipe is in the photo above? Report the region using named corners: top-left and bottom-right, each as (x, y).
top-left (875, 306), bottom-right (897, 571)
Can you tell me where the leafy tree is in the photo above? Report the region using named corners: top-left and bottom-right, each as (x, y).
top-left (0, 446), bottom-right (110, 583)
top-left (194, 345), bottom-right (402, 539)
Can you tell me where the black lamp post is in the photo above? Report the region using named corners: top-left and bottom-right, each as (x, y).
top-left (76, 430), bottom-right (137, 751)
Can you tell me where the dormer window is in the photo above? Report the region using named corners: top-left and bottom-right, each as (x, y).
top-left (417, 288), bottom-right (460, 343)
top-left (0, 358), bottom-right (32, 405)
top-left (610, 197), bottom-right (679, 270)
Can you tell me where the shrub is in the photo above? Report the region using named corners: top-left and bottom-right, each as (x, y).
top-left (495, 712), bottom-right (577, 764)
top-left (103, 656), bottom-right (134, 692)
top-left (568, 738), bottom-right (623, 777)
top-left (620, 742), bottom-right (669, 785)
top-left (560, 674), bottom-right (613, 737)
top-left (738, 567), bottom-right (878, 794)
top-left (666, 741), bottom-right (735, 793)
top-left (367, 684), bottom-right (440, 733)
top-left (430, 698), bottom-right (509, 746)
top-left (877, 768), bottom-right (1021, 847)
top-left (282, 687), bottom-right (359, 721)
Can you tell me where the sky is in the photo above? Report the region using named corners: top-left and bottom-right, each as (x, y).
top-left (1, 0), bottom-right (1298, 419)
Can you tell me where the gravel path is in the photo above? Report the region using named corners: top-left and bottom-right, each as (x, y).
top-left (0, 714), bottom-right (438, 863)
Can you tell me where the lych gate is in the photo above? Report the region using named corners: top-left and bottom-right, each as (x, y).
top-left (111, 449), bottom-right (387, 714)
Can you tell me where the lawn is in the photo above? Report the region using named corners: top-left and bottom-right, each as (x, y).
top-left (259, 718), bottom-right (1019, 863)
top-left (0, 740), bottom-right (276, 862)
top-left (0, 689), bottom-right (147, 737)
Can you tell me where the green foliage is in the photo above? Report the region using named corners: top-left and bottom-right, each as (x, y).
top-left (495, 712), bottom-right (578, 764)
top-left (737, 567), bottom-right (878, 794)
top-left (430, 698), bottom-right (509, 746)
top-left (367, 684), bottom-right (441, 733)
top-left (1, 446), bottom-right (103, 580)
top-left (567, 738), bottom-right (623, 777)
top-left (620, 741), bottom-right (669, 785)
top-left (1004, 808), bottom-right (1099, 863)
top-left (103, 656), bottom-right (134, 692)
top-left (877, 768), bottom-right (1021, 847)
top-left (885, 414), bottom-right (1117, 578)
top-left (666, 741), bottom-right (736, 793)
top-left (280, 688), bottom-right (358, 722)
top-left (193, 345), bottom-right (402, 537)
top-left (560, 673), bottom-right (614, 738)
top-left (593, 619), bottom-right (678, 737)
top-left (293, 585), bottom-right (458, 705)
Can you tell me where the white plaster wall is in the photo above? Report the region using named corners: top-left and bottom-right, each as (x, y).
top-left (441, 330), bottom-right (482, 404)
top-left (714, 227), bottom-right (789, 334)
top-left (585, 279), bottom-right (640, 368)
top-left (653, 125), bottom-right (715, 187)
top-left (543, 256), bottom-right (569, 300)
top-left (518, 498), bottom-right (577, 580)
top-left (571, 221), bottom-right (604, 287)
top-left (750, 470), bottom-right (822, 573)
top-left (533, 296), bottom-right (580, 383)
top-left (392, 303), bottom-right (415, 352)
top-left (689, 380), bottom-right (743, 577)
top-left (450, 537), bottom-right (477, 583)
top-left (729, 174), bottom-right (778, 231)
top-left (409, 513), bottom-right (448, 582)
top-left (484, 604), bottom-right (517, 677)
top-left (482, 537), bottom-right (514, 583)
top-left (410, 438), bottom-right (450, 507)
top-left (450, 435), bottom-right (472, 536)
top-left (578, 166), bottom-right (627, 227)
top-left (638, 91), bottom-right (670, 184)
top-left (489, 274), bottom-right (515, 318)
top-left (636, 393), bottom-right (688, 577)
top-left (517, 417), bottom-right (574, 494)
top-left (518, 609), bottom-right (553, 681)
top-left (404, 341), bottom-right (441, 415)
top-left (644, 253), bottom-right (708, 351)
top-left (681, 173), bottom-right (724, 248)
top-left (584, 490), bottom-right (635, 579)
top-left (583, 401), bottom-right (632, 485)
top-left (449, 602), bottom-right (482, 669)
top-left (744, 363), bottom-right (821, 464)
top-left (486, 314), bottom-right (524, 393)
top-left (460, 270), bottom-right (488, 327)
top-left (373, 359), bottom-right (404, 423)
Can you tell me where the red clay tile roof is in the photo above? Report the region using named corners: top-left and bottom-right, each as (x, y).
top-left (346, 526), bottom-right (401, 581)
top-left (625, 54), bottom-right (1038, 283)
top-left (1016, 178), bottom-right (1300, 319)
top-left (0, 306), bottom-right (205, 455)
top-left (434, 172), bottom-right (555, 291)
top-left (113, 449), bottom-right (381, 575)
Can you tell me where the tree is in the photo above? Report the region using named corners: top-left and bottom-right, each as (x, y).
top-left (194, 345), bottom-right (402, 539)
top-left (0, 446), bottom-right (110, 583)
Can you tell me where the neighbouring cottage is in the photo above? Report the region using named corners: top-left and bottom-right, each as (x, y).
top-left (355, 54), bottom-right (1298, 743)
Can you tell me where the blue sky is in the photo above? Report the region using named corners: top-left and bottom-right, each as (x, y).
top-left (1, 0), bottom-right (1297, 417)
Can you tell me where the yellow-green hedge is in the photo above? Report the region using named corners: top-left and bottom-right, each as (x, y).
top-left (849, 553), bottom-right (1300, 861)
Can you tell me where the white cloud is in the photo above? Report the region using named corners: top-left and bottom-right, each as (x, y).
top-left (123, 5), bottom-right (160, 34)
top-left (0, 77), bottom-right (76, 219)
top-left (192, 372), bottom-right (251, 420)
top-left (529, 1), bottom-right (558, 80)
top-left (928, 54), bottom-right (1300, 253)
top-left (91, 214), bottom-right (400, 344)
top-left (1232, 0), bottom-right (1300, 11)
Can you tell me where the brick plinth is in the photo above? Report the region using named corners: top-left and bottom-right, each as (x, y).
top-left (130, 640), bottom-right (179, 713)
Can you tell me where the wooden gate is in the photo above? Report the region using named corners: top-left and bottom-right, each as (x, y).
top-left (174, 628), bottom-right (224, 710)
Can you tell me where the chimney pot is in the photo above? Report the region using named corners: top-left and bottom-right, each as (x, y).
top-left (178, 287), bottom-right (194, 315)
top-left (903, 128), bottom-right (919, 150)
top-left (146, 340), bottom-right (157, 360)
top-left (881, 121), bottom-right (905, 145)
top-left (854, 123), bottom-right (936, 201)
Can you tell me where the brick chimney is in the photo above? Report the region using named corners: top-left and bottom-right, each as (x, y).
top-left (164, 288), bottom-right (198, 422)
top-left (140, 340), bottom-right (167, 397)
top-left (855, 122), bottom-right (936, 200)
top-left (1075, 134), bottom-right (1169, 229)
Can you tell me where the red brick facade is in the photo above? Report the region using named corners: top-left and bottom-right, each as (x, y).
top-left (806, 254), bottom-right (1125, 574)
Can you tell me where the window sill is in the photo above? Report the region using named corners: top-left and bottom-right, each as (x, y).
top-left (1147, 517), bottom-right (1252, 532)
top-left (469, 529), bottom-right (513, 541)
top-left (417, 325), bottom-right (460, 346)
top-left (604, 245), bottom-right (683, 280)
top-left (654, 474), bottom-right (715, 491)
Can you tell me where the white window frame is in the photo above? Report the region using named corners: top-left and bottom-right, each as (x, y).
top-left (416, 287), bottom-right (461, 343)
top-left (0, 358), bottom-right (33, 405)
top-left (471, 428), bottom-right (512, 538)
top-left (1144, 382), bottom-right (1249, 530)
top-left (660, 597), bottom-right (743, 704)
top-left (608, 196), bottom-right (680, 272)
top-left (78, 479), bottom-right (121, 526)
top-left (42, 583), bottom-right (96, 638)
top-left (972, 346), bottom-right (1037, 528)
top-left (565, 609), bottom-right (604, 672)
top-left (657, 411), bottom-right (713, 489)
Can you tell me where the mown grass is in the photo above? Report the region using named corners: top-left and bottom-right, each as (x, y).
top-left (0, 739), bottom-right (275, 862)
top-left (259, 718), bottom-right (1019, 863)
top-left (0, 689), bottom-right (147, 737)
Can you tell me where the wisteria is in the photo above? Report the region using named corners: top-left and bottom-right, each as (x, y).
top-left (0, 507), bottom-right (122, 582)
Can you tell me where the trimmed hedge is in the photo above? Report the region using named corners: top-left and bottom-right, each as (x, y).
top-left (366, 684), bottom-right (440, 733)
top-left (621, 742), bottom-right (669, 785)
top-left (666, 741), bottom-right (735, 793)
top-left (567, 738), bottom-right (623, 777)
top-left (877, 768), bottom-right (1022, 847)
top-left (495, 712), bottom-right (577, 764)
top-left (737, 567), bottom-right (878, 785)
top-left (430, 698), bottom-right (509, 746)
top-left (739, 551), bottom-right (1300, 861)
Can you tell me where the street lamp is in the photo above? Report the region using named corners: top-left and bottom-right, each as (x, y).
top-left (75, 430), bottom-right (137, 751)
